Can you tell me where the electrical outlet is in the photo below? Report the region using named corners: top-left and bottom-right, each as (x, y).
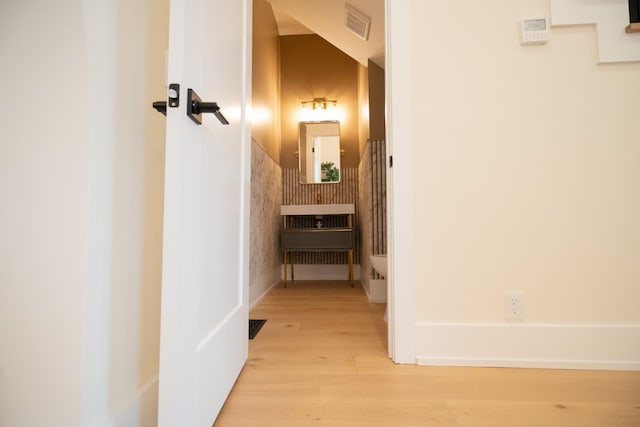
top-left (504, 291), bottom-right (524, 321)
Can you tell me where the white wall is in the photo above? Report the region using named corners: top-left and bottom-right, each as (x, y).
top-left (409, 0), bottom-right (640, 368)
top-left (0, 0), bottom-right (168, 425)
top-left (0, 0), bottom-right (89, 424)
top-left (82, 0), bottom-right (168, 424)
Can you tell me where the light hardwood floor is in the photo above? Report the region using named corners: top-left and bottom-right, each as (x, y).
top-left (214, 280), bottom-right (640, 426)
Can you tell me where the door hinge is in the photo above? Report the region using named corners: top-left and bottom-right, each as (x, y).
top-left (389, 155), bottom-right (393, 168)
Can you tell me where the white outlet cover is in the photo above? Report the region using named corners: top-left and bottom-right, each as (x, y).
top-left (504, 291), bottom-right (524, 321)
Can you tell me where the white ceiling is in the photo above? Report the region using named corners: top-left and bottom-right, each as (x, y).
top-left (270, 6), bottom-right (314, 36)
top-left (267, 0), bottom-right (385, 68)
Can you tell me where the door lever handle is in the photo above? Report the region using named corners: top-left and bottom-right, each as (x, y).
top-left (187, 88), bottom-right (229, 125)
top-left (152, 83), bottom-right (180, 117)
top-left (152, 101), bottom-right (167, 116)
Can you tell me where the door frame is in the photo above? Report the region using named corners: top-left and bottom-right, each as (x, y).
top-left (385, 0), bottom-right (415, 364)
top-left (246, 0), bottom-right (416, 363)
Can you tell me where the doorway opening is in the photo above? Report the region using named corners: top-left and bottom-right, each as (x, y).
top-left (249, 0), bottom-right (393, 355)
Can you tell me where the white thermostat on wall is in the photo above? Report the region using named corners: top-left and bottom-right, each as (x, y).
top-left (521, 18), bottom-right (549, 45)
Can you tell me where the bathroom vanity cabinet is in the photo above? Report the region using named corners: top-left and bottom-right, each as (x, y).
top-left (281, 204), bottom-right (355, 285)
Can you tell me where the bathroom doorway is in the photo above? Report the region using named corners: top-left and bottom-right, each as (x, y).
top-left (252, 0), bottom-right (413, 363)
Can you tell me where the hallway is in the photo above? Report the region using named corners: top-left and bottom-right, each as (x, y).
top-left (214, 281), bottom-right (640, 426)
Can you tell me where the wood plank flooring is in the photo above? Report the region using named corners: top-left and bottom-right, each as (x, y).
top-left (214, 280), bottom-right (640, 426)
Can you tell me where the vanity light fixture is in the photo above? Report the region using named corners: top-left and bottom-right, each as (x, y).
top-left (299, 98), bottom-right (342, 122)
top-left (301, 97), bottom-right (338, 110)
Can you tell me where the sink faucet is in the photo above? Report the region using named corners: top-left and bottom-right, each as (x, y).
top-left (317, 193), bottom-right (322, 204)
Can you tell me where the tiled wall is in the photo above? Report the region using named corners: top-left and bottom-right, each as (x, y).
top-left (249, 139), bottom-right (282, 305)
top-left (358, 139), bottom-right (387, 289)
top-left (282, 167), bottom-right (360, 264)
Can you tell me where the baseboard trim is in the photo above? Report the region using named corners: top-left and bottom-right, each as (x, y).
top-left (281, 264), bottom-right (361, 281)
top-left (250, 278), bottom-right (280, 310)
top-left (107, 375), bottom-right (158, 426)
top-left (367, 279), bottom-right (387, 303)
top-left (416, 356), bottom-right (640, 371)
top-left (415, 322), bottom-right (640, 371)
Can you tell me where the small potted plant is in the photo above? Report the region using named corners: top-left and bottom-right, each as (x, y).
top-left (321, 161), bottom-right (340, 182)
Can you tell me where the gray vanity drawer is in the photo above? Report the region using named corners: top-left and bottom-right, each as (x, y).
top-left (282, 228), bottom-right (353, 251)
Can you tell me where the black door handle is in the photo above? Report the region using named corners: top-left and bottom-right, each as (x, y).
top-left (152, 83), bottom-right (180, 116)
top-left (152, 101), bottom-right (167, 116)
top-left (186, 88), bottom-right (229, 125)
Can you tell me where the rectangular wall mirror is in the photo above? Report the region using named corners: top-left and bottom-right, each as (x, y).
top-left (298, 121), bottom-right (341, 184)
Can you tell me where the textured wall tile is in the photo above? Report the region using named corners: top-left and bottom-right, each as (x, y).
top-left (358, 139), bottom-right (386, 287)
top-left (250, 140), bottom-right (282, 304)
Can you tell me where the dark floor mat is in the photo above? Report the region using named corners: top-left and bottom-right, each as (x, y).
top-left (249, 319), bottom-right (267, 340)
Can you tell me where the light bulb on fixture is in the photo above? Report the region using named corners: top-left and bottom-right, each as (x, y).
top-left (299, 97), bottom-right (340, 121)
top-left (301, 97), bottom-right (337, 111)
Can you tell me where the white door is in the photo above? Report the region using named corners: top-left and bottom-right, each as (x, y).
top-left (157, 0), bottom-right (251, 425)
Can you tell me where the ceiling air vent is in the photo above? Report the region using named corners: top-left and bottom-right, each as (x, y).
top-left (345, 3), bottom-right (371, 41)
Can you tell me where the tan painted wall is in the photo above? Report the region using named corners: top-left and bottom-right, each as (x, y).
top-left (252, 0), bottom-right (281, 163)
top-left (367, 60), bottom-right (385, 141)
top-left (357, 63), bottom-right (370, 157)
top-left (279, 35), bottom-right (359, 169)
